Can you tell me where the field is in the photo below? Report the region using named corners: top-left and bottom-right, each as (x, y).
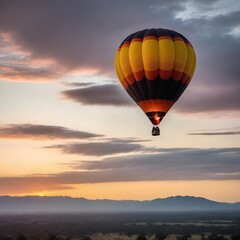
top-left (86, 233), bottom-right (234, 240)
top-left (0, 211), bottom-right (239, 239)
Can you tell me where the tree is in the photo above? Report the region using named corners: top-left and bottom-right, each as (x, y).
top-left (177, 235), bottom-right (190, 240)
top-left (136, 235), bottom-right (147, 240)
top-left (48, 235), bottom-right (58, 240)
top-left (231, 233), bottom-right (240, 240)
top-left (16, 235), bottom-right (27, 240)
top-left (208, 234), bottom-right (226, 240)
top-left (80, 237), bottom-right (92, 240)
top-left (155, 233), bottom-right (167, 240)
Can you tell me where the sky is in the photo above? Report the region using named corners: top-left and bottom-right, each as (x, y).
top-left (0, 0), bottom-right (240, 202)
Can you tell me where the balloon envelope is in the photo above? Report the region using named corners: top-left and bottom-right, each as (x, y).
top-left (115, 28), bottom-right (196, 125)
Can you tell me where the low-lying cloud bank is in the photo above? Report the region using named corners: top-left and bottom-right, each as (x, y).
top-left (0, 148), bottom-right (239, 194)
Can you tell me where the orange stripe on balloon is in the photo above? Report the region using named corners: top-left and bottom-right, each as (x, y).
top-left (125, 73), bottom-right (136, 85)
top-left (159, 70), bottom-right (172, 80)
top-left (121, 77), bottom-right (129, 89)
top-left (172, 70), bottom-right (183, 81)
top-left (138, 99), bottom-right (174, 113)
top-left (158, 36), bottom-right (171, 40)
top-left (133, 70), bottom-right (145, 81)
top-left (180, 72), bottom-right (191, 84)
top-left (185, 76), bottom-right (192, 85)
top-left (131, 38), bottom-right (143, 43)
top-left (121, 42), bottom-right (130, 48)
top-left (173, 37), bottom-right (184, 41)
top-left (144, 36), bottom-right (158, 41)
top-left (145, 70), bottom-right (158, 80)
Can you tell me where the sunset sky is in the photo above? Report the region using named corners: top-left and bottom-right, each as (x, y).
top-left (0, 0), bottom-right (240, 202)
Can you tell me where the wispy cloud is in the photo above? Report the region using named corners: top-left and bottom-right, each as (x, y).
top-left (45, 138), bottom-right (148, 156)
top-left (61, 84), bottom-right (133, 106)
top-left (0, 33), bottom-right (66, 81)
top-left (188, 131), bottom-right (240, 136)
top-left (229, 25), bottom-right (240, 38)
top-left (175, 0), bottom-right (240, 21)
top-left (0, 124), bottom-right (102, 140)
top-left (61, 82), bottom-right (96, 87)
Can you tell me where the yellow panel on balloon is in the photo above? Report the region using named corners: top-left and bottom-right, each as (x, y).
top-left (158, 37), bottom-right (174, 79)
top-left (114, 51), bottom-right (128, 89)
top-left (129, 39), bottom-right (144, 81)
top-left (172, 39), bottom-right (187, 80)
top-left (119, 45), bottom-right (134, 84)
top-left (142, 37), bottom-right (158, 80)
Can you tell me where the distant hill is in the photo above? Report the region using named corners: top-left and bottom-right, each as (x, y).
top-left (0, 196), bottom-right (239, 213)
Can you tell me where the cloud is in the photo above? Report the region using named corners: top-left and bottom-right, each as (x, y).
top-left (76, 147), bottom-right (240, 172)
top-left (45, 138), bottom-right (147, 156)
top-left (62, 82), bottom-right (96, 87)
top-left (175, 0), bottom-right (240, 21)
top-left (0, 124), bottom-right (102, 140)
top-left (188, 129), bottom-right (240, 135)
top-left (0, 0), bottom-right (239, 114)
top-left (0, 0), bottom-right (163, 73)
top-left (173, 10), bottom-right (240, 113)
top-left (0, 33), bottom-right (66, 81)
top-left (65, 148), bottom-right (240, 182)
top-left (229, 24), bottom-right (240, 38)
top-left (174, 82), bottom-right (240, 113)
top-left (0, 148), bottom-right (239, 194)
top-left (61, 84), bottom-right (133, 106)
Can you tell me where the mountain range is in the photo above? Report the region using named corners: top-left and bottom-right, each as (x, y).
top-left (0, 196), bottom-right (239, 214)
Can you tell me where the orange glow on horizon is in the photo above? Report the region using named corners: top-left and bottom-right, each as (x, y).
top-left (5, 180), bottom-right (239, 203)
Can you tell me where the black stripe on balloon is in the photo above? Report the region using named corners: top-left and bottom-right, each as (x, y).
top-left (144, 28), bottom-right (158, 38)
top-left (126, 86), bottom-right (139, 104)
top-left (166, 78), bottom-right (182, 101)
top-left (136, 79), bottom-right (149, 99)
top-left (146, 78), bottom-right (159, 99)
top-left (120, 28), bottom-right (189, 47)
top-left (126, 77), bottom-right (187, 102)
top-left (133, 29), bottom-right (147, 39)
top-left (120, 32), bottom-right (135, 47)
top-left (168, 30), bottom-right (182, 39)
top-left (126, 78), bottom-right (150, 102)
top-left (157, 28), bottom-right (171, 38)
top-left (173, 83), bottom-right (188, 102)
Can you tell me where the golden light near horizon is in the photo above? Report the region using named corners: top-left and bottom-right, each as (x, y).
top-left (11, 180), bottom-right (240, 203)
top-left (30, 191), bottom-right (52, 197)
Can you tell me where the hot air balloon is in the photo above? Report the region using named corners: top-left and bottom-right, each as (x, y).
top-left (115, 28), bottom-right (196, 136)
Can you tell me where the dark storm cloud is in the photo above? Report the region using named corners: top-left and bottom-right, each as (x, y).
top-left (0, 148), bottom-right (239, 194)
top-left (0, 124), bottom-right (102, 140)
top-left (61, 84), bottom-right (133, 106)
top-left (0, 0), bottom-right (240, 113)
top-left (45, 138), bottom-right (147, 156)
